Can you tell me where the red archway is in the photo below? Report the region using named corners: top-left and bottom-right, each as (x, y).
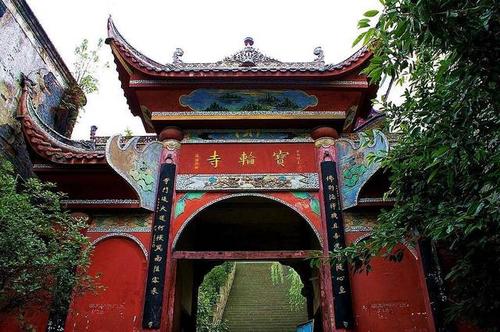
top-left (168, 195), bottom-right (324, 331)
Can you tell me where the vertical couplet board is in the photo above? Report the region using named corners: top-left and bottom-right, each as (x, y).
top-left (321, 161), bottom-right (354, 329)
top-left (142, 163), bottom-right (176, 329)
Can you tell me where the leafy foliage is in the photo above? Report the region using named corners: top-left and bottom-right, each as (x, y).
top-left (270, 262), bottom-right (306, 312)
top-left (0, 161), bottom-right (94, 318)
top-left (196, 262), bottom-right (233, 332)
top-left (337, 0), bottom-right (499, 329)
top-left (72, 38), bottom-right (109, 95)
top-left (123, 127), bottom-right (133, 137)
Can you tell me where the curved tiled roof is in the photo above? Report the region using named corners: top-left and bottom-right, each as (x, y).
top-left (17, 79), bottom-right (106, 164)
top-left (106, 17), bottom-right (371, 77)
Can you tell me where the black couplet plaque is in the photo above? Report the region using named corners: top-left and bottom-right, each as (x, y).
top-left (142, 163), bottom-right (176, 329)
top-left (321, 161), bottom-right (354, 329)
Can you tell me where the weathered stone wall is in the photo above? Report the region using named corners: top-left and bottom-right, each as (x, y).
top-left (0, 0), bottom-right (74, 178)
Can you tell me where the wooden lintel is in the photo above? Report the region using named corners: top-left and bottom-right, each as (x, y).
top-left (172, 250), bottom-right (318, 260)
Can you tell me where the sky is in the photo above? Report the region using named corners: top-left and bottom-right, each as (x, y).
top-left (26, 0), bottom-right (383, 139)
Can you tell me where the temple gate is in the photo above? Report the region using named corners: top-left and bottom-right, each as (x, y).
top-left (12, 16), bottom-right (436, 332)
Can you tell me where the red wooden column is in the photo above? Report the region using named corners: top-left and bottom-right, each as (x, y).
top-left (312, 127), bottom-right (339, 332)
top-left (154, 128), bottom-right (183, 332)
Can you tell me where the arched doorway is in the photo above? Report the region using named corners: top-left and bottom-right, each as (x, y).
top-left (171, 196), bottom-right (323, 331)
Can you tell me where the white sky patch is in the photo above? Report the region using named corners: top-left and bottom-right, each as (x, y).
top-left (26, 0), bottom-right (383, 139)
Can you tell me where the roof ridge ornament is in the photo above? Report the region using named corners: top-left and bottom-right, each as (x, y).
top-left (222, 37), bottom-right (282, 67)
top-left (172, 48), bottom-right (184, 64)
top-left (314, 46), bottom-right (325, 65)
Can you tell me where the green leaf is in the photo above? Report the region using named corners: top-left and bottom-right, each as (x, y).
top-left (363, 10), bottom-right (379, 17)
top-left (352, 31), bottom-right (367, 47)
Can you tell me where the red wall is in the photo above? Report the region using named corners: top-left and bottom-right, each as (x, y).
top-left (65, 237), bottom-right (147, 332)
top-left (348, 237), bottom-right (432, 331)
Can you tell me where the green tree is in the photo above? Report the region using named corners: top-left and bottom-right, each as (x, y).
top-left (0, 161), bottom-right (94, 325)
top-left (337, 0), bottom-right (499, 330)
top-left (72, 38), bottom-right (109, 95)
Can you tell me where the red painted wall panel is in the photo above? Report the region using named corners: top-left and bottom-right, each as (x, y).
top-left (347, 234), bottom-right (432, 331)
top-left (65, 238), bottom-right (147, 332)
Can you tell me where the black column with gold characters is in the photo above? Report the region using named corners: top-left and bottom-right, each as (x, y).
top-left (142, 162), bottom-right (176, 329)
top-left (321, 160), bottom-right (354, 329)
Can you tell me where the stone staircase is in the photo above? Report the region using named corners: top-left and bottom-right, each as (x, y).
top-left (222, 262), bottom-right (307, 332)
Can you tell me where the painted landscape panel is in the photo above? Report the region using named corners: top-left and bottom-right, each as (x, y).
top-left (179, 89), bottom-right (318, 112)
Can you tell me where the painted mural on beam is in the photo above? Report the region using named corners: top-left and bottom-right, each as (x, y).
top-left (106, 135), bottom-right (163, 211)
top-left (179, 89), bottom-right (318, 112)
top-left (336, 129), bottom-right (389, 209)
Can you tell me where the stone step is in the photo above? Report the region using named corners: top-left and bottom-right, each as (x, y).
top-left (222, 262), bottom-right (307, 332)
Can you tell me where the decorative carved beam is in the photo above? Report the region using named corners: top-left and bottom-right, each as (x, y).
top-left (172, 250), bottom-right (317, 260)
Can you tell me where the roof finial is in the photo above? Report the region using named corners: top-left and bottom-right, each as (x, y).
top-left (244, 37), bottom-right (254, 47)
top-left (172, 48), bottom-right (184, 64)
top-left (314, 46), bottom-right (325, 64)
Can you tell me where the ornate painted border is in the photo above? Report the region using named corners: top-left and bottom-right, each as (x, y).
top-left (62, 199), bottom-right (140, 205)
top-left (151, 110), bottom-right (345, 120)
top-left (171, 193), bottom-right (323, 249)
top-left (130, 80), bottom-right (368, 88)
top-left (182, 129), bottom-right (313, 144)
top-left (91, 233), bottom-right (148, 258)
top-left (176, 173), bottom-right (320, 191)
top-left (87, 226), bottom-right (151, 233)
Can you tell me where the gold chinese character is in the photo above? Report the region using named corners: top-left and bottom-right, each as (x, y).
top-left (159, 205), bottom-right (167, 212)
top-left (152, 276), bottom-right (160, 284)
top-left (154, 255), bottom-right (162, 262)
top-left (330, 202), bottom-right (337, 210)
top-left (333, 233), bottom-right (340, 240)
top-left (339, 286), bottom-right (346, 294)
top-left (326, 175), bottom-right (335, 183)
top-left (155, 235), bottom-right (164, 242)
top-left (194, 153), bottom-right (200, 170)
top-left (154, 244), bottom-right (163, 252)
top-left (273, 150), bottom-right (289, 167)
top-left (153, 265), bottom-right (160, 273)
top-left (336, 276), bottom-right (345, 282)
top-left (329, 193), bottom-right (336, 201)
top-left (328, 185), bottom-right (335, 191)
top-left (335, 263), bottom-right (344, 272)
top-left (332, 222), bottom-right (339, 229)
top-left (159, 215), bottom-right (166, 222)
top-left (151, 287), bottom-right (158, 295)
top-left (161, 196), bottom-right (169, 203)
top-left (163, 178), bottom-right (170, 185)
top-left (207, 151), bottom-right (221, 168)
top-left (239, 152), bottom-right (255, 166)
top-left (156, 225), bottom-right (165, 231)
top-left (331, 212), bottom-right (338, 219)
top-left (162, 187), bottom-right (169, 193)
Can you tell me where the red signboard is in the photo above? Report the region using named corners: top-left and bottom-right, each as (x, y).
top-left (178, 143), bottom-right (316, 174)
